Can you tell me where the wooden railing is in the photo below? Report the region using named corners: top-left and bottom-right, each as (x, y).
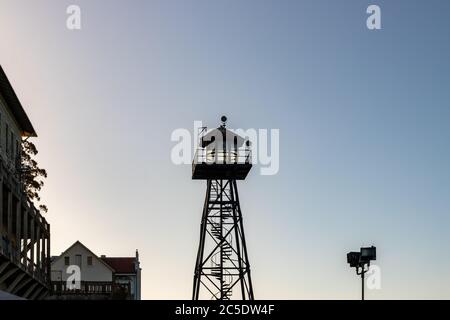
top-left (0, 237), bottom-right (49, 284)
top-left (52, 281), bottom-right (131, 297)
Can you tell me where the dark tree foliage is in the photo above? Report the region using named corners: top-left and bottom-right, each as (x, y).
top-left (21, 139), bottom-right (48, 213)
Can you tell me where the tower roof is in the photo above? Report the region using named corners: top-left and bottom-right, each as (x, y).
top-left (201, 126), bottom-right (246, 149)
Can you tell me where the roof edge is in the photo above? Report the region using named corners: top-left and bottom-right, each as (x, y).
top-left (0, 65), bottom-right (37, 137)
top-left (52, 240), bottom-right (116, 272)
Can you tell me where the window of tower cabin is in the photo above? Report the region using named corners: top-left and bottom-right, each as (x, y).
top-left (87, 256), bottom-right (93, 266)
top-left (64, 256), bottom-right (70, 266)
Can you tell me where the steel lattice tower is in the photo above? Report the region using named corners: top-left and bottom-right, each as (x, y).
top-left (192, 117), bottom-right (254, 300)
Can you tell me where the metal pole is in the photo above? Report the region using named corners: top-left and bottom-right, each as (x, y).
top-left (229, 180), bottom-right (245, 300)
top-left (219, 179), bottom-right (223, 299)
top-left (192, 180), bottom-right (212, 300)
top-left (361, 267), bottom-right (365, 301)
top-left (233, 180), bottom-right (254, 300)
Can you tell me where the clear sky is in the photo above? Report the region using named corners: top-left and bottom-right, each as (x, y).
top-left (1, 0), bottom-right (450, 299)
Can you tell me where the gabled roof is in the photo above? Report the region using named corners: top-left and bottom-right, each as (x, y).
top-left (101, 257), bottom-right (136, 274)
top-left (0, 65), bottom-right (37, 137)
top-left (52, 240), bottom-right (115, 272)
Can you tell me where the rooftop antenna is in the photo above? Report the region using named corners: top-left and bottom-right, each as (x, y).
top-left (220, 115), bottom-right (227, 127)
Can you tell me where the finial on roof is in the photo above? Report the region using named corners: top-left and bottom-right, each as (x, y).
top-left (221, 115), bottom-right (227, 127)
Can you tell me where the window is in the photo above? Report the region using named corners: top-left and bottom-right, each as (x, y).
top-left (15, 140), bottom-right (19, 166)
top-left (87, 256), bottom-right (93, 266)
top-left (75, 254), bottom-right (82, 268)
top-left (10, 130), bottom-right (13, 159)
top-left (5, 124), bottom-right (8, 154)
top-left (64, 256), bottom-right (70, 266)
top-left (11, 135), bottom-right (15, 160)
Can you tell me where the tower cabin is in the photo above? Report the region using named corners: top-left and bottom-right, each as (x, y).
top-left (192, 116), bottom-right (252, 180)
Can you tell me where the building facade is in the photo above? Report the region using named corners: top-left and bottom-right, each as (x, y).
top-left (50, 241), bottom-right (141, 300)
top-left (0, 66), bottom-right (51, 299)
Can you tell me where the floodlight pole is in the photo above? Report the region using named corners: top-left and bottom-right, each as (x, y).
top-left (361, 269), bottom-right (365, 301)
top-left (357, 264), bottom-right (368, 301)
top-left (348, 246), bottom-right (376, 301)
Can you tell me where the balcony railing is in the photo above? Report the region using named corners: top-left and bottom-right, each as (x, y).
top-left (193, 148), bottom-right (252, 165)
top-left (52, 281), bottom-right (131, 297)
top-left (0, 238), bottom-right (49, 284)
top-left (52, 281), bottom-right (114, 295)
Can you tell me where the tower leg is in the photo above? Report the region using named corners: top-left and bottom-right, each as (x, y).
top-left (193, 180), bottom-right (211, 300)
top-left (232, 180), bottom-right (254, 300)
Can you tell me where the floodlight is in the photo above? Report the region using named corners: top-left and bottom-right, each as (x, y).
top-left (360, 246), bottom-right (376, 263)
top-left (346, 245), bottom-right (377, 300)
top-left (347, 252), bottom-right (361, 268)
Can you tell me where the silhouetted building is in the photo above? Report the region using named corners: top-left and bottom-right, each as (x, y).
top-left (49, 241), bottom-right (141, 300)
top-left (0, 65), bottom-right (51, 299)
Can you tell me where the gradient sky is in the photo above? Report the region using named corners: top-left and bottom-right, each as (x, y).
top-left (1, 0), bottom-right (450, 299)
